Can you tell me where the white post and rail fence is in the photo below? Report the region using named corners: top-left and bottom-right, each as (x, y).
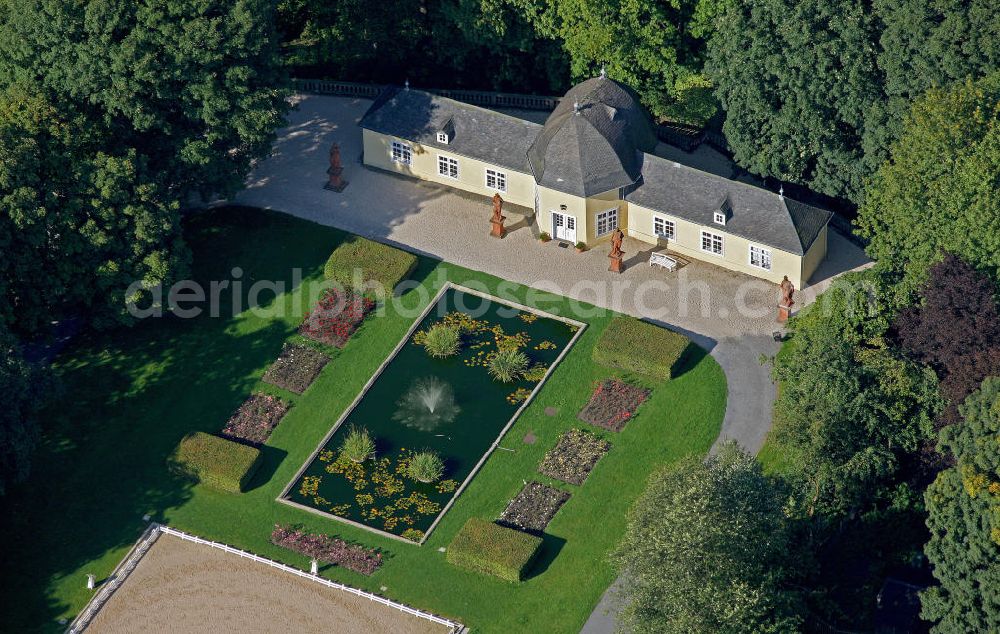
top-left (66, 522), bottom-right (464, 633)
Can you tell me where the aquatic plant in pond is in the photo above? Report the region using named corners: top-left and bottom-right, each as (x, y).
top-left (421, 324), bottom-right (461, 358)
top-left (339, 426), bottom-right (375, 463)
top-left (488, 348), bottom-right (530, 382)
top-left (392, 377), bottom-right (460, 432)
top-left (284, 286), bottom-right (581, 540)
top-left (407, 450), bottom-right (445, 483)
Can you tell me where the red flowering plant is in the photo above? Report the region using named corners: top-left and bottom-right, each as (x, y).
top-left (577, 379), bottom-right (651, 432)
top-left (299, 287), bottom-right (375, 348)
top-left (270, 524), bottom-right (382, 575)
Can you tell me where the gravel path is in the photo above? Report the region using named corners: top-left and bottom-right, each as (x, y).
top-left (86, 533), bottom-right (451, 633)
top-left (233, 93), bottom-right (871, 633)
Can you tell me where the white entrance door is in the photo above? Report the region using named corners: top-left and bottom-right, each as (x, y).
top-left (552, 212), bottom-right (577, 242)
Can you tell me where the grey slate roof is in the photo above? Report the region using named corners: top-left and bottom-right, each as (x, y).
top-left (358, 86), bottom-right (541, 173)
top-left (358, 80), bottom-right (831, 255)
top-left (626, 154), bottom-right (832, 255)
top-left (527, 76), bottom-right (658, 197)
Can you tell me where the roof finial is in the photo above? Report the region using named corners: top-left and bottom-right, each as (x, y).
top-left (779, 184), bottom-right (784, 199)
top-left (600, 65), bottom-right (606, 78)
top-left (404, 79), bottom-right (410, 90)
top-left (573, 100), bottom-right (581, 115)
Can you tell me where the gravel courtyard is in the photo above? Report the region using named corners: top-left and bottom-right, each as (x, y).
top-left (86, 533), bottom-right (452, 634)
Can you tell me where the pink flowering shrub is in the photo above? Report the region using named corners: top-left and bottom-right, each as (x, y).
top-left (221, 394), bottom-right (290, 444)
top-left (270, 524), bottom-right (382, 575)
top-left (299, 287), bottom-right (375, 348)
top-left (577, 379), bottom-right (650, 432)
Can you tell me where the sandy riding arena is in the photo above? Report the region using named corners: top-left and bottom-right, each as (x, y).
top-left (85, 532), bottom-right (454, 633)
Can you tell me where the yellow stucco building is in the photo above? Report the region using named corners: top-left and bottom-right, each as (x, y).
top-left (359, 75), bottom-right (832, 288)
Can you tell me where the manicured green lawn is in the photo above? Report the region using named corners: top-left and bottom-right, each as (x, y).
top-left (756, 432), bottom-right (803, 475)
top-left (0, 206), bottom-right (726, 632)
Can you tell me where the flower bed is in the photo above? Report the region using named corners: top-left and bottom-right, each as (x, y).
top-left (261, 343), bottom-right (329, 394)
top-left (498, 481), bottom-right (571, 533)
top-left (270, 524), bottom-right (382, 576)
top-left (577, 379), bottom-right (650, 432)
top-left (299, 287), bottom-right (375, 348)
top-left (221, 394), bottom-right (290, 444)
top-left (537, 429), bottom-right (611, 486)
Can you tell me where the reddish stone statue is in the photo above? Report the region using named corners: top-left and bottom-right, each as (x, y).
top-left (324, 142), bottom-right (348, 192)
top-left (489, 193), bottom-right (506, 238)
top-left (777, 275), bottom-right (795, 322)
top-left (608, 227), bottom-right (625, 273)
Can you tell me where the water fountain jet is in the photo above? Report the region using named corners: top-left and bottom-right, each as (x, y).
top-left (393, 377), bottom-right (460, 432)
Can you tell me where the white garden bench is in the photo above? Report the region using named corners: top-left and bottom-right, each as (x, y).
top-left (649, 252), bottom-right (678, 272)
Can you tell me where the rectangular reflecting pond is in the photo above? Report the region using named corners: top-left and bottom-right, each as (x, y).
top-left (281, 284), bottom-right (583, 543)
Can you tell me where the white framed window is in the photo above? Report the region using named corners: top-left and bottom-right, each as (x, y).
top-left (390, 141), bottom-right (411, 165)
top-left (596, 208), bottom-right (618, 237)
top-left (653, 215), bottom-right (675, 241)
top-left (485, 168), bottom-right (507, 192)
top-left (437, 131), bottom-right (450, 144)
top-left (701, 230), bottom-right (724, 256)
top-left (749, 245), bottom-right (772, 270)
top-left (437, 155), bottom-right (459, 179)
top-left (713, 211), bottom-right (726, 225)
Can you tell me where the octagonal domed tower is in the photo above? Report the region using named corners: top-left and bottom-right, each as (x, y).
top-left (527, 75), bottom-right (658, 197)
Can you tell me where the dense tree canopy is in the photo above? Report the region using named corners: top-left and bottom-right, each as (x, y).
top-left (0, 87), bottom-right (187, 332)
top-left (280, 0), bottom-right (569, 95)
top-left (0, 0), bottom-right (289, 332)
top-left (519, 0), bottom-right (718, 123)
top-left (708, 0), bottom-right (1000, 201)
top-left (857, 74), bottom-right (1000, 295)
top-left (0, 0), bottom-right (290, 200)
top-left (771, 272), bottom-right (940, 517)
top-left (922, 378), bottom-right (1000, 632)
top-left (613, 442), bottom-right (805, 633)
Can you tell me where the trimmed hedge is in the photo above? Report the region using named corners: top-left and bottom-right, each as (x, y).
top-left (170, 432), bottom-right (262, 493)
top-left (446, 517), bottom-right (542, 582)
top-left (323, 237), bottom-right (417, 295)
top-left (592, 316), bottom-right (689, 380)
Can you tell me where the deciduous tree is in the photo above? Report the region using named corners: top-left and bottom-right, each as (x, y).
top-left (613, 442), bottom-right (805, 633)
top-left (857, 75), bottom-right (1000, 295)
top-left (519, 0), bottom-right (718, 124)
top-left (893, 253), bottom-right (1000, 423)
top-left (771, 272), bottom-right (940, 517)
top-left (0, 0), bottom-right (289, 331)
top-left (922, 378), bottom-right (1000, 632)
top-left (708, 0), bottom-right (1000, 202)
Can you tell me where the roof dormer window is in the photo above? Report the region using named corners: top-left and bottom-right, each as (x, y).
top-left (714, 211), bottom-right (726, 226)
top-left (437, 131), bottom-right (449, 144)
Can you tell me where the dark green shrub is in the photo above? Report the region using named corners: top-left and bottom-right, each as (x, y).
top-left (446, 517), bottom-right (542, 582)
top-left (592, 316), bottom-right (689, 380)
top-left (323, 237), bottom-right (417, 295)
top-left (170, 432), bottom-right (262, 493)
